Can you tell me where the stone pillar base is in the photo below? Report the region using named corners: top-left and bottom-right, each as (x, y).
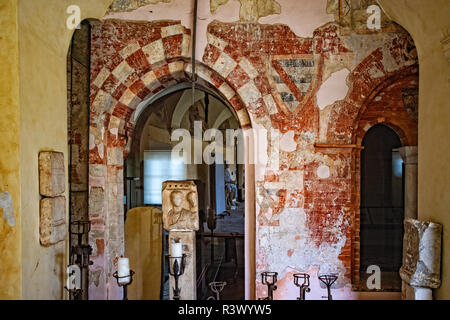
top-left (414, 287), bottom-right (433, 300)
top-left (169, 231), bottom-right (197, 300)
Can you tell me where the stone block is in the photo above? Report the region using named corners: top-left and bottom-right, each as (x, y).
top-left (40, 196), bottom-right (67, 246)
top-left (162, 181), bottom-right (199, 232)
top-left (39, 151), bottom-right (65, 197)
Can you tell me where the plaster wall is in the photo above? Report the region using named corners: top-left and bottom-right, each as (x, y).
top-left (88, 0), bottom-right (418, 300)
top-left (3, 0), bottom-right (447, 300)
top-left (0, 0), bottom-right (21, 300)
top-left (378, 0), bottom-right (450, 300)
top-left (16, 0), bottom-right (112, 300)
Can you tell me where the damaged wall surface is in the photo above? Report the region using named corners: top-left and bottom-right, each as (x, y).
top-left (87, 0), bottom-right (418, 300)
top-left (3, 0), bottom-right (449, 301)
top-left (0, 0), bottom-right (21, 300)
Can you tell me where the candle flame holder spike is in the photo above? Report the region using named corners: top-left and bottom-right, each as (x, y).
top-left (168, 254), bottom-right (186, 300)
top-left (113, 270), bottom-right (135, 300)
top-left (293, 273), bottom-right (311, 300)
top-left (259, 272), bottom-right (278, 300)
top-left (318, 274), bottom-right (338, 300)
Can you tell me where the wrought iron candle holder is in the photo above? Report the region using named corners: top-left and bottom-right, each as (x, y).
top-left (259, 272), bottom-right (278, 300)
top-left (113, 270), bottom-right (135, 300)
top-left (318, 274), bottom-right (338, 300)
top-left (207, 281), bottom-right (227, 300)
top-left (168, 254), bottom-right (186, 300)
top-left (71, 220), bottom-right (91, 245)
top-left (68, 220), bottom-right (93, 300)
top-left (293, 273), bottom-right (311, 300)
top-left (71, 244), bottom-right (93, 269)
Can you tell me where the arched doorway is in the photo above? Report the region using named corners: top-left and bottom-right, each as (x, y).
top-left (124, 84), bottom-right (247, 300)
top-left (66, 17), bottom-right (259, 300)
top-left (360, 124), bottom-right (404, 291)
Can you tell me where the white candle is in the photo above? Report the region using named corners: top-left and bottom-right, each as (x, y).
top-left (117, 257), bottom-right (130, 285)
top-left (171, 239), bottom-right (183, 268)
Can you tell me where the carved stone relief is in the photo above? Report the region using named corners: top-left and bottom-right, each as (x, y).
top-left (162, 180), bottom-right (199, 231)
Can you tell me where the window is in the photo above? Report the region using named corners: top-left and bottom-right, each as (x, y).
top-left (143, 151), bottom-right (186, 205)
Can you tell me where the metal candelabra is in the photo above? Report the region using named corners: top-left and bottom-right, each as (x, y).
top-left (208, 281), bottom-right (227, 300)
top-left (168, 254), bottom-right (186, 300)
top-left (293, 273), bottom-right (311, 300)
top-left (259, 272), bottom-right (278, 300)
top-left (66, 220), bottom-right (93, 300)
top-left (113, 270), bottom-right (135, 300)
top-left (319, 274), bottom-right (338, 300)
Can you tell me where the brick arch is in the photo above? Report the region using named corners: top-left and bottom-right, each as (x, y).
top-left (351, 70), bottom-right (418, 148)
top-left (355, 121), bottom-right (409, 148)
top-left (348, 69), bottom-right (418, 287)
top-left (103, 59), bottom-right (253, 155)
top-left (126, 71), bottom-right (252, 158)
top-left (325, 47), bottom-right (418, 144)
top-left (88, 20), bottom-right (257, 300)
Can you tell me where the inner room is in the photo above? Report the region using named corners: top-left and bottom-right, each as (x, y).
top-left (123, 87), bottom-right (246, 300)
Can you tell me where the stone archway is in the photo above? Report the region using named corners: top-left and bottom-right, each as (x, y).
top-left (87, 19), bottom-right (255, 300)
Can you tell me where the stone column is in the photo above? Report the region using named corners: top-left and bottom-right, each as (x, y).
top-left (400, 219), bottom-right (442, 300)
top-left (399, 146), bottom-right (418, 220)
top-left (162, 181), bottom-right (199, 300)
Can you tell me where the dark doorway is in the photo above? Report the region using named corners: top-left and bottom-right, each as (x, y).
top-left (124, 87), bottom-right (245, 300)
top-left (360, 124), bottom-right (404, 291)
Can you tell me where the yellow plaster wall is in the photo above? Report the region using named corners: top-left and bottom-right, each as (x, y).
top-left (17, 0), bottom-right (111, 299)
top-left (0, 0), bottom-right (21, 300)
top-left (378, 0), bottom-right (450, 300)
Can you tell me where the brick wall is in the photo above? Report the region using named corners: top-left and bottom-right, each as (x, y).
top-left (86, 11), bottom-right (418, 299)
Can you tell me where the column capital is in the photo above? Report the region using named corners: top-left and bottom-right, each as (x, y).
top-left (399, 146), bottom-right (418, 165)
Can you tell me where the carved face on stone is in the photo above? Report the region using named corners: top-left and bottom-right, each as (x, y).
top-left (162, 181), bottom-right (199, 231)
top-left (170, 191), bottom-right (184, 207)
top-left (187, 191), bottom-right (197, 209)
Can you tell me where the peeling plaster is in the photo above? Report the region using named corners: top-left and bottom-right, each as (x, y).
top-left (104, 0), bottom-right (241, 62)
top-left (253, 122), bottom-right (269, 182)
top-left (107, 0), bottom-right (172, 13)
top-left (317, 165), bottom-right (330, 179)
top-left (238, 0), bottom-right (281, 23)
top-left (259, 0), bottom-right (334, 37)
top-left (258, 207), bottom-right (348, 283)
top-left (279, 131), bottom-right (296, 152)
top-left (0, 191), bottom-right (15, 227)
top-left (92, 1), bottom-right (419, 300)
top-left (316, 68), bottom-right (350, 110)
top-left (319, 105), bottom-right (333, 142)
top-left (210, 0), bottom-right (229, 14)
top-left (89, 268), bottom-right (103, 287)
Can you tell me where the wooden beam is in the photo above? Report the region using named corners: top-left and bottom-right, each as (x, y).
top-left (314, 143), bottom-right (365, 150)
